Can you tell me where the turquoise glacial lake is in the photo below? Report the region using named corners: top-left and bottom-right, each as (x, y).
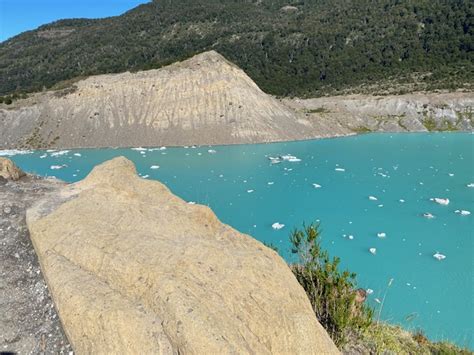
top-left (5, 132), bottom-right (474, 348)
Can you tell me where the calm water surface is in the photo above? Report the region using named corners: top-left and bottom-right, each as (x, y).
top-left (6, 133), bottom-right (474, 348)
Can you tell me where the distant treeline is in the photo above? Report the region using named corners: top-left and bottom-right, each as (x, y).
top-left (0, 0), bottom-right (472, 97)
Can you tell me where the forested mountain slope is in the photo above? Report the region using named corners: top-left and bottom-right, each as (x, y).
top-left (0, 0), bottom-right (472, 97)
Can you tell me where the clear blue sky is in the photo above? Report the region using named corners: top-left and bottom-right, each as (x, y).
top-left (0, 0), bottom-right (150, 42)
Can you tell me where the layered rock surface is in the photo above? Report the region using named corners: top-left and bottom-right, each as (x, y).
top-left (1, 51), bottom-right (315, 148)
top-left (0, 157), bottom-right (26, 180)
top-left (26, 157), bottom-right (339, 354)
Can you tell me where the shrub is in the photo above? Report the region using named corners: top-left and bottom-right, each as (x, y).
top-left (290, 222), bottom-right (373, 346)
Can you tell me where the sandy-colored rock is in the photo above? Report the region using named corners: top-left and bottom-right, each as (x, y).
top-left (0, 157), bottom-right (25, 180)
top-left (27, 157), bottom-right (339, 354)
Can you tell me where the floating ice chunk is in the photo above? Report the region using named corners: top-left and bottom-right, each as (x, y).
top-left (0, 149), bottom-right (33, 156)
top-left (39, 154), bottom-right (47, 159)
top-left (150, 165), bottom-right (160, 170)
top-left (377, 232), bottom-right (386, 238)
top-left (423, 212), bottom-right (435, 219)
top-left (467, 183), bottom-right (474, 188)
top-left (280, 154), bottom-right (301, 162)
top-left (131, 147), bottom-right (147, 151)
top-left (312, 183), bottom-right (322, 188)
top-left (140, 151), bottom-right (146, 155)
top-left (247, 189), bottom-right (254, 193)
top-left (159, 146), bottom-right (167, 150)
top-left (448, 173), bottom-right (454, 177)
top-left (73, 153), bottom-right (82, 157)
top-left (50, 164), bottom-right (66, 170)
top-left (455, 210), bottom-right (471, 216)
top-left (267, 182), bottom-right (274, 185)
top-left (348, 235), bottom-right (354, 240)
top-left (335, 168), bottom-right (345, 172)
top-left (208, 149), bottom-right (217, 154)
top-left (50, 150), bottom-right (69, 157)
top-left (366, 288), bottom-right (374, 295)
top-left (368, 196), bottom-right (378, 201)
top-left (433, 252), bottom-right (446, 261)
top-left (369, 248), bottom-right (377, 255)
top-left (188, 201), bottom-right (196, 205)
top-left (399, 199), bottom-right (405, 203)
top-left (430, 197), bottom-right (450, 206)
top-left (377, 204), bottom-right (384, 208)
top-left (272, 222), bottom-right (285, 230)
top-left (142, 175), bottom-right (149, 179)
top-left (374, 298), bottom-right (381, 304)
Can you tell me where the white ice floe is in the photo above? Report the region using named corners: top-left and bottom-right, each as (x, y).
top-left (50, 150), bottom-right (69, 157)
top-left (467, 183), bottom-right (474, 188)
top-left (448, 173), bottom-right (454, 177)
top-left (50, 165), bottom-right (67, 170)
top-left (150, 165), bottom-right (160, 170)
top-left (312, 183), bottom-right (322, 188)
top-left (368, 196), bottom-right (378, 201)
top-left (131, 147), bottom-right (147, 151)
top-left (377, 232), bottom-right (386, 238)
top-left (348, 235), bottom-right (354, 240)
top-left (142, 175), bottom-right (149, 179)
top-left (73, 153), bottom-right (82, 157)
top-left (433, 252), bottom-right (446, 261)
top-left (335, 168), bottom-right (345, 172)
top-left (377, 204), bottom-right (384, 208)
top-left (399, 199), bottom-right (405, 203)
top-left (188, 201), bottom-right (196, 205)
top-left (423, 212), bottom-right (435, 219)
top-left (369, 248), bottom-right (377, 255)
top-left (430, 197), bottom-right (450, 206)
top-left (455, 210), bottom-right (471, 216)
top-left (208, 149), bottom-right (217, 154)
top-left (39, 154), bottom-right (47, 159)
top-left (272, 222), bottom-right (285, 230)
top-left (0, 149), bottom-right (33, 156)
top-left (247, 189), bottom-right (254, 193)
top-left (280, 154), bottom-right (301, 162)
top-left (267, 182), bottom-right (274, 185)
top-left (366, 289), bottom-right (374, 295)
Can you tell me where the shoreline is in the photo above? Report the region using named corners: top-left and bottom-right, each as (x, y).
top-left (2, 130), bottom-right (473, 153)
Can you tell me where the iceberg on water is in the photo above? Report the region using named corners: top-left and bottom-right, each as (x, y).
top-left (377, 232), bottom-right (386, 238)
top-left (247, 189), bottom-right (254, 193)
top-left (73, 153), bottom-right (82, 157)
top-left (312, 183), bottom-right (322, 188)
top-left (267, 181), bottom-right (274, 185)
top-left (467, 183), bottom-right (474, 188)
top-left (131, 147), bottom-right (147, 151)
top-left (268, 154), bottom-right (301, 163)
top-left (150, 165), bottom-right (160, 170)
top-left (433, 252), bottom-right (446, 261)
top-left (368, 196), bottom-right (378, 201)
top-left (335, 167), bottom-right (345, 172)
top-left (423, 212), bottom-right (435, 219)
top-left (430, 197), bottom-right (450, 206)
top-left (208, 149), bottom-right (217, 154)
top-left (272, 222), bottom-right (285, 230)
top-left (369, 248), bottom-right (377, 255)
top-left (50, 164), bottom-right (67, 170)
top-left (0, 149), bottom-right (33, 157)
top-left (50, 150), bottom-right (70, 157)
top-left (455, 210), bottom-right (471, 216)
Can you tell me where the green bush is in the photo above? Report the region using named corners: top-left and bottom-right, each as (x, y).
top-left (290, 222), bottom-right (373, 346)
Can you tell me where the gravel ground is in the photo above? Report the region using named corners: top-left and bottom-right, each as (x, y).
top-left (0, 175), bottom-right (71, 354)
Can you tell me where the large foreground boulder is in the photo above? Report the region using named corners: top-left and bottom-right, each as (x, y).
top-left (27, 157), bottom-right (338, 354)
top-left (0, 157), bottom-right (25, 181)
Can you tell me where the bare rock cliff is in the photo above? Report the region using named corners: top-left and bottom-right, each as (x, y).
top-left (26, 157), bottom-right (339, 354)
top-left (1, 51), bottom-right (316, 148)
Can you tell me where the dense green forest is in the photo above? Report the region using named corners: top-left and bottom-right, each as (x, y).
top-left (0, 0), bottom-right (472, 97)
